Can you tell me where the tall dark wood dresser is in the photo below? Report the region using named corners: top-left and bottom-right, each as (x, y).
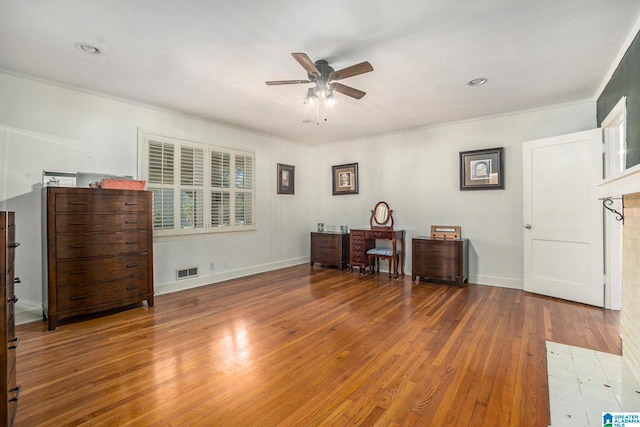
top-left (1, 212), bottom-right (20, 426)
top-left (43, 188), bottom-right (154, 330)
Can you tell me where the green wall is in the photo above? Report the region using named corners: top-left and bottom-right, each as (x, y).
top-left (597, 30), bottom-right (640, 168)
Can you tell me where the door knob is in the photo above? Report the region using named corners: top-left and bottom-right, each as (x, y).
top-left (524, 224), bottom-right (532, 229)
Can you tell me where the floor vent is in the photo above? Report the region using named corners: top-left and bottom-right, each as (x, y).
top-left (176, 266), bottom-right (198, 280)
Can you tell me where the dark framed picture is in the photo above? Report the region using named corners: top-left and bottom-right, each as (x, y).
top-left (332, 162), bottom-right (359, 195)
top-left (277, 163), bottom-right (295, 194)
top-left (459, 147), bottom-right (504, 190)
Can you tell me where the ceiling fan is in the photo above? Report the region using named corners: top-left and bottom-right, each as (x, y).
top-left (266, 53), bottom-right (373, 102)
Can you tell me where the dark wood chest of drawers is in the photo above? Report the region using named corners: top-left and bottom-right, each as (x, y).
top-left (1, 212), bottom-right (19, 426)
top-left (44, 188), bottom-right (154, 330)
top-left (348, 229), bottom-right (375, 273)
top-left (310, 232), bottom-right (350, 270)
top-left (412, 237), bottom-right (469, 287)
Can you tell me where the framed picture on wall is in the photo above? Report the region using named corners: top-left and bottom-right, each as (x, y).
top-left (332, 163), bottom-right (359, 195)
top-left (459, 147), bottom-right (504, 190)
top-left (277, 163), bottom-right (295, 194)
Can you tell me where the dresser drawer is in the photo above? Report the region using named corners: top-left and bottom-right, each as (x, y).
top-left (311, 233), bottom-right (340, 249)
top-left (54, 193), bottom-right (147, 213)
top-left (416, 259), bottom-right (458, 279)
top-left (57, 276), bottom-right (150, 312)
top-left (351, 243), bottom-right (368, 254)
top-left (56, 212), bottom-right (148, 233)
top-left (364, 230), bottom-right (393, 240)
top-left (56, 231), bottom-right (149, 259)
top-left (350, 230), bottom-right (365, 240)
top-left (351, 255), bottom-right (368, 264)
top-left (413, 242), bottom-right (457, 260)
top-left (57, 254), bottom-right (149, 286)
top-left (312, 248), bottom-right (340, 263)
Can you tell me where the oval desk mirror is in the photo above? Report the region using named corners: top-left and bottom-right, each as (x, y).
top-left (370, 201), bottom-right (394, 230)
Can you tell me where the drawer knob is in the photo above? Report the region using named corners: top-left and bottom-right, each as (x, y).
top-left (13, 277), bottom-right (21, 284)
top-left (8, 242), bottom-right (20, 248)
top-left (7, 295), bottom-right (18, 304)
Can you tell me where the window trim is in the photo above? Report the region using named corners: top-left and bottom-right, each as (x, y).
top-left (138, 131), bottom-right (256, 237)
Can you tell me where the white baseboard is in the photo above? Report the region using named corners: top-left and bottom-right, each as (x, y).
top-left (467, 274), bottom-right (523, 290)
top-left (15, 298), bottom-right (44, 325)
top-left (155, 257), bottom-right (308, 295)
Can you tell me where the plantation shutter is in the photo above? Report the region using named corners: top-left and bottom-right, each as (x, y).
top-left (148, 140), bottom-right (175, 230)
top-left (180, 146), bottom-right (204, 229)
top-left (234, 155), bottom-right (254, 226)
top-left (141, 131), bottom-right (255, 235)
top-left (211, 150), bottom-right (231, 228)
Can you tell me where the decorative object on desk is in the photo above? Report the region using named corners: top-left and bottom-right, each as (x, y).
top-left (276, 163), bottom-right (295, 195)
top-left (459, 147), bottom-right (504, 190)
top-left (332, 162), bottom-right (359, 195)
top-left (340, 225), bottom-right (349, 233)
top-left (317, 223), bottom-right (324, 232)
top-left (326, 224), bottom-right (337, 232)
top-left (430, 225), bottom-right (461, 239)
top-left (97, 179), bottom-right (146, 190)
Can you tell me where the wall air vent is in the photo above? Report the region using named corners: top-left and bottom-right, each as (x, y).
top-left (176, 266), bottom-right (198, 280)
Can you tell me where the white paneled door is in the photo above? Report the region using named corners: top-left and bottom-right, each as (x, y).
top-left (523, 129), bottom-right (604, 306)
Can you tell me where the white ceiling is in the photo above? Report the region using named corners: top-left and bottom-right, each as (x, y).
top-left (1, 1), bottom-right (640, 145)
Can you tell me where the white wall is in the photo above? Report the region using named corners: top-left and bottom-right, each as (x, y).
top-left (0, 72), bottom-right (313, 322)
top-left (310, 101), bottom-right (597, 287)
top-left (0, 71), bottom-right (598, 324)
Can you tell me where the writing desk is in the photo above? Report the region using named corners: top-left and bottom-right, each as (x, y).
top-left (349, 229), bottom-right (406, 278)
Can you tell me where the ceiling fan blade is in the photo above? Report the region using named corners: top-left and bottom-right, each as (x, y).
top-left (291, 53), bottom-right (320, 77)
top-left (265, 79), bottom-right (311, 85)
top-left (332, 82), bottom-right (366, 99)
top-left (330, 61), bottom-right (373, 81)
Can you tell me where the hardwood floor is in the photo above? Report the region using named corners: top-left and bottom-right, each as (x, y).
top-left (14, 265), bottom-right (621, 426)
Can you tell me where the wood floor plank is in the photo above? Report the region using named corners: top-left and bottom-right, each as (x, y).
top-left (14, 265), bottom-right (621, 426)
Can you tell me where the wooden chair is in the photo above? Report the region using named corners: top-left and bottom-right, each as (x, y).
top-left (366, 201), bottom-right (399, 277)
top-left (367, 247), bottom-right (400, 277)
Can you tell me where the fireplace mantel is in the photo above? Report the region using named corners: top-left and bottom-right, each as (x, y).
top-left (599, 163), bottom-right (640, 198)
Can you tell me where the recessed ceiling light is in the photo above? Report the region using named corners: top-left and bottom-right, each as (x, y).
top-left (75, 42), bottom-right (102, 55)
top-left (467, 77), bottom-right (488, 87)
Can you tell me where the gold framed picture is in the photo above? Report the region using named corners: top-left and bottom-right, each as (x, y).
top-left (332, 163), bottom-right (359, 195)
top-left (277, 163), bottom-right (295, 195)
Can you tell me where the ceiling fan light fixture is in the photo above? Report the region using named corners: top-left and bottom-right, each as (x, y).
top-left (304, 88), bottom-right (316, 104)
top-left (467, 77), bottom-right (488, 87)
top-left (326, 93), bottom-right (336, 106)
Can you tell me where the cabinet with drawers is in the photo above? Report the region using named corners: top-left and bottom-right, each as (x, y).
top-left (1, 212), bottom-right (20, 426)
top-left (43, 187), bottom-right (154, 330)
top-left (310, 232), bottom-right (350, 270)
top-left (348, 229), bottom-right (375, 273)
top-left (412, 237), bottom-right (469, 287)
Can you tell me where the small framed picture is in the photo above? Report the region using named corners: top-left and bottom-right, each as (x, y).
top-left (459, 147), bottom-right (504, 190)
top-left (277, 163), bottom-right (295, 195)
top-left (332, 163), bottom-right (359, 195)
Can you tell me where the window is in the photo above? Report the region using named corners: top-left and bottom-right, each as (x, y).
top-left (140, 132), bottom-right (256, 236)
